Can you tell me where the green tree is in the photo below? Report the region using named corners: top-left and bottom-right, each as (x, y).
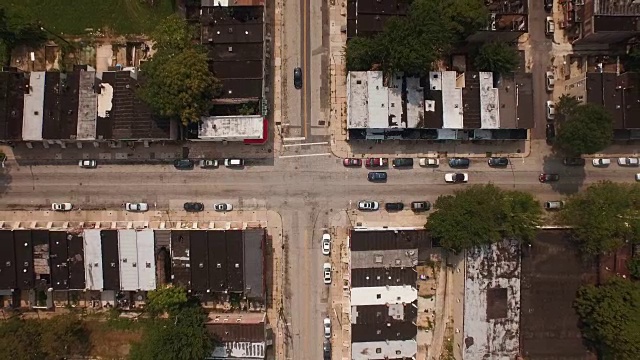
top-left (556, 94), bottom-right (580, 117)
top-left (0, 317), bottom-right (44, 360)
top-left (474, 42), bottom-right (519, 74)
top-left (426, 184), bottom-right (542, 253)
top-left (0, 9), bottom-right (47, 66)
top-left (560, 181), bottom-right (640, 255)
top-left (442, 0), bottom-right (489, 40)
top-left (145, 285), bottom-right (189, 316)
top-left (624, 45), bottom-right (640, 72)
top-left (148, 14), bottom-right (191, 55)
top-left (40, 314), bottom-right (90, 359)
top-left (344, 36), bottom-right (380, 72)
top-left (555, 103), bottom-right (613, 155)
top-left (574, 278), bottom-right (640, 359)
top-left (628, 258), bottom-right (640, 279)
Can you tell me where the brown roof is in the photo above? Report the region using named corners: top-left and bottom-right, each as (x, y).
top-left (206, 313), bottom-right (265, 342)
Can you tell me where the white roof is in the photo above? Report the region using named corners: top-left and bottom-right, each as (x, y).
top-left (136, 229), bottom-right (156, 291)
top-left (22, 72), bottom-right (45, 141)
top-left (118, 230), bottom-right (139, 291)
top-left (438, 71), bottom-right (464, 129)
top-left (406, 76), bottom-right (424, 127)
top-left (351, 340), bottom-right (417, 360)
top-left (76, 69), bottom-right (97, 140)
top-left (97, 82), bottom-right (113, 119)
top-left (351, 285), bottom-right (417, 306)
top-left (83, 229), bottom-right (103, 290)
top-left (479, 72), bottom-right (500, 128)
top-left (367, 71), bottom-right (387, 128)
top-left (198, 115), bottom-right (264, 141)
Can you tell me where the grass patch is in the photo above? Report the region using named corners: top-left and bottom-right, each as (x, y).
top-left (4, 0), bottom-right (176, 35)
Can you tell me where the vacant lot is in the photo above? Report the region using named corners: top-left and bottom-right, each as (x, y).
top-left (4, 0), bottom-right (175, 35)
top-left (520, 230), bottom-right (597, 360)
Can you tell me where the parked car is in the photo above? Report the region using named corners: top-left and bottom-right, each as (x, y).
top-left (78, 159), bottom-right (97, 168)
top-left (411, 201), bottom-right (431, 212)
top-left (367, 171), bottom-right (387, 182)
top-left (200, 159), bottom-right (218, 168)
top-left (323, 340), bottom-right (331, 360)
top-left (323, 263), bottom-right (332, 285)
top-left (294, 67), bottom-right (302, 89)
top-left (546, 101), bottom-right (555, 120)
top-left (385, 202), bottom-right (404, 211)
top-left (51, 203), bottom-right (72, 211)
top-left (448, 157), bottom-right (470, 168)
top-left (563, 157), bottom-right (586, 166)
top-left (418, 157), bottom-right (439, 167)
top-left (545, 71), bottom-right (555, 92)
top-left (636, 173), bottom-right (640, 182)
top-left (322, 233), bottom-right (331, 256)
top-left (544, 201), bottom-right (565, 210)
top-left (184, 202), bottom-right (205, 212)
top-left (544, 0), bottom-right (553, 11)
top-left (365, 158), bottom-right (388, 167)
top-left (224, 158), bottom-right (244, 167)
top-left (546, 123), bottom-right (556, 144)
top-left (174, 159), bottom-right (194, 170)
top-left (539, 173), bottom-right (560, 183)
top-left (618, 157), bottom-right (640, 166)
top-left (214, 203), bottom-right (233, 212)
top-left (392, 158), bottom-right (413, 167)
top-left (445, 173), bottom-right (468, 183)
top-left (488, 157), bottom-right (509, 167)
top-left (343, 158), bottom-right (362, 167)
top-left (545, 16), bottom-right (555, 35)
top-left (592, 158), bottom-right (611, 167)
top-left (125, 202), bottom-right (148, 212)
top-left (323, 317), bottom-right (331, 338)
top-left (358, 200), bottom-right (379, 211)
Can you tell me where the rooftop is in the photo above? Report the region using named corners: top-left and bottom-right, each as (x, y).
top-left (351, 267), bottom-right (416, 288)
top-left (351, 249), bottom-right (418, 269)
top-left (206, 312), bottom-right (266, 342)
top-left (594, 0), bottom-right (640, 15)
top-left (351, 302), bottom-right (418, 324)
top-left (586, 71), bottom-right (640, 129)
top-left (198, 115), bottom-right (264, 141)
top-left (346, 0), bottom-right (410, 39)
top-left (351, 285), bottom-right (417, 306)
top-left (0, 68), bottom-right (25, 141)
top-left (350, 229), bottom-right (431, 252)
top-left (351, 340), bottom-right (417, 360)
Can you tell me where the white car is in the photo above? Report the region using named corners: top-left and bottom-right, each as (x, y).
top-left (546, 101), bottom-right (555, 120)
top-left (592, 158), bottom-right (611, 167)
top-left (322, 233), bottom-right (331, 256)
top-left (444, 173), bottom-right (468, 183)
top-left (618, 157), bottom-right (639, 166)
top-left (545, 16), bottom-right (555, 35)
top-left (545, 71), bottom-right (555, 92)
top-left (323, 263), bottom-right (332, 284)
top-left (224, 158), bottom-right (244, 167)
top-left (78, 159), bottom-right (97, 168)
top-left (636, 174), bottom-right (640, 182)
top-left (418, 157), bottom-right (439, 167)
top-left (214, 203), bottom-right (233, 211)
top-left (323, 317), bottom-right (331, 338)
top-left (125, 203), bottom-right (148, 212)
top-left (51, 203), bottom-right (72, 211)
top-left (358, 200), bottom-right (379, 211)
top-left (200, 159), bottom-right (218, 168)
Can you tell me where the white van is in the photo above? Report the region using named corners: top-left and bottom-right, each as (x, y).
top-left (224, 158), bottom-right (244, 167)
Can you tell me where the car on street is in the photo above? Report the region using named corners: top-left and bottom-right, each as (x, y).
top-left (343, 158), bottom-right (362, 167)
top-left (563, 157), bottom-right (586, 166)
top-left (365, 158), bottom-right (388, 167)
top-left (294, 67), bottom-right (302, 89)
top-left (323, 340), bottom-right (331, 360)
top-left (385, 202), bottom-right (404, 211)
top-left (358, 200), bottom-right (379, 211)
top-left (200, 159), bottom-right (218, 168)
top-left (592, 158), bottom-right (611, 167)
top-left (488, 157), bottom-right (509, 167)
top-left (546, 101), bottom-right (555, 120)
top-left (618, 157), bottom-right (640, 166)
top-left (419, 157), bottom-right (439, 167)
top-left (224, 158), bottom-right (244, 167)
top-left (323, 263), bottom-right (332, 285)
top-left (544, 0), bottom-right (552, 11)
top-left (545, 71), bottom-right (555, 92)
top-left (184, 202), bottom-right (205, 212)
top-left (323, 317), bottom-right (331, 338)
top-left (546, 123), bottom-right (555, 144)
top-left (174, 159), bottom-right (194, 170)
top-left (322, 233), bottom-right (331, 256)
top-left (78, 159), bottom-right (97, 168)
top-left (214, 203), bottom-right (233, 212)
top-left (125, 202), bottom-right (148, 212)
top-left (51, 203), bottom-right (72, 211)
top-left (445, 173), bottom-right (468, 183)
top-left (392, 158), bottom-right (413, 168)
top-left (411, 201), bottom-right (431, 212)
top-left (544, 201), bottom-right (565, 210)
top-left (539, 173), bottom-right (560, 183)
top-left (448, 157), bottom-right (470, 168)
top-left (636, 173), bottom-right (640, 181)
top-left (545, 16), bottom-right (555, 35)
top-left (367, 171), bottom-right (387, 182)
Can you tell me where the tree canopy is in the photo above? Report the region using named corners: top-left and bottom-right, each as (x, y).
top-left (0, 9), bottom-right (47, 66)
top-left (145, 285), bottom-right (189, 316)
top-left (555, 103), bottom-right (613, 155)
top-left (425, 184), bottom-right (542, 253)
top-left (473, 42), bottom-right (520, 74)
top-left (560, 181), bottom-right (640, 255)
top-left (574, 278), bottom-right (640, 359)
top-left (139, 16), bottom-right (219, 125)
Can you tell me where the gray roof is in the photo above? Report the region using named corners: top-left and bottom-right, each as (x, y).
top-left (243, 229), bottom-right (265, 300)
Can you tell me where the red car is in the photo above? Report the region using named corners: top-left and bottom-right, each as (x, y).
top-left (539, 173), bottom-right (559, 183)
top-left (365, 158), bottom-right (388, 167)
top-left (343, 158), bottom-right (362, 167)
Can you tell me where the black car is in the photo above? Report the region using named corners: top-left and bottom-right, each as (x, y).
top-left (411, 201), bottom-right (431, 212)
top-left (487, 157), bottom-right (509, 167)
top-left (174, 159), bottom-right (194, 170)
top-left (294, 67), bottom-right (302, 89)
top-left (448, 157), bottom-right (470, 168)
top-left (563, 157), bottom-right (586, 166)
top-left (544, 0), bottom-right (552, 11)
top-left (368, 171), bottom-right (387, 182)
top-left (323, 340), bottom-right (331, 360)
top-left (385, 202), bottom-right (404, 211)
top-left (546, 123), bottom-right (555, 144)
top-left (184, 202), bottom-right (204, 212)
top-left (392, 158), bottom-right (413, 168)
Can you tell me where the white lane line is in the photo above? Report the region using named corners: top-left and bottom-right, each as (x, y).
top-left (282, 137), bottom-right (306, 142)
top-left (282, 142), bottom-right (329, 148)
top-left (279, 153), bottom-right (332, 159)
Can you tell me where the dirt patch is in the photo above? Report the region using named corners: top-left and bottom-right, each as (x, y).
top-left (86, 320), bottom-right (142, 359)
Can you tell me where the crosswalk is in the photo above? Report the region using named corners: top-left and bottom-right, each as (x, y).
top-left (279, 137), bottom-right (332, 159)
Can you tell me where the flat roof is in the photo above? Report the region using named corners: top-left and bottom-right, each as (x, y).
top-left (171, 230), bottom-right (191, 288)
top-left (479, 72), bottom-right (499, 128)
top-left (350, 229), bottom-right (431, 252)
top-left (351, 249), bottom-right (418, 269)
top-left (14, 230), bottom-right (34, 289)
top-left (101, 230), bottom-right (120, 291)
top-left (118, 230), bottom-right (139, 291)
top-left (32, 230), bottom-right (50, 283)
top-left (594, 0), bottom-right (640, 15)
top-left (207, 322), bottom-right (265, 342)
top-left (438, 71), bottom-right (464, 129)
top-left (68, 233), bottom-right (85, 290)
top-left (76, 68), bottom-right (97, 140)
top-left (136, 229), bottom-right (156, 291)
top-left (84, 229), bottom-right (103, 290)
top-left (209, 231), bottom-right (227, 291)
top-left (217, 78), bottom-right (263, 100)
top-left (352, 303), bottom-right (417, 324)
top-left (198, 115), bottom-right (264, 140)
top-left (406, 76), bottom-right (423, 128)
top-left (351, 267), bottom-right (416, 287)
top-left (351, 286), bottom-right (417, 306)
top-left (0, 230), bottom-right (16, 290)
top-left (226, 230), bottom-right (244, 292)
top-left (50, 231), bottom-right (69, 290)
top-left (0, 70), bottom-right (26, 140)
top-left (243, 228), bottom-right (264, 300)
top-left (351, 340), bottom-right (417, 360)
top-left (352, 321), bottom-right (417, 342)
top-left (42, 71), bottom-right (79, 140)
top-left (22, 72), bottom-right (45, 141)
top-left (190, 231), bottom-right (210, 292)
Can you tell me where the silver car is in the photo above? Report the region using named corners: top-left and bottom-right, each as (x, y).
top-left (323, 263), bottom-right (332, 284)
top-left (125, 203), bottom-right (149, 212)
top-left (214, 203), bottom-right (233, 212)
top-left (322, 234), bottom-right (331, 256)
top-left (618, 157), bottom-right (639, 166)
top-left (358, 200), bottom-right (379, 211)
top-left (52, 203), bottom-right (72, 211)
top-left (78, 159), bottom-right (97, 168)
top-left (323, 317), bottom-right (331, 338)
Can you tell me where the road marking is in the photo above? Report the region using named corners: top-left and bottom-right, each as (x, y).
top-left (282, 137), bottom-right (306, 142)
top-left (279, 153), bottom-right (332, 159)
top-left (282, 142), bottom-right (329, 148)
